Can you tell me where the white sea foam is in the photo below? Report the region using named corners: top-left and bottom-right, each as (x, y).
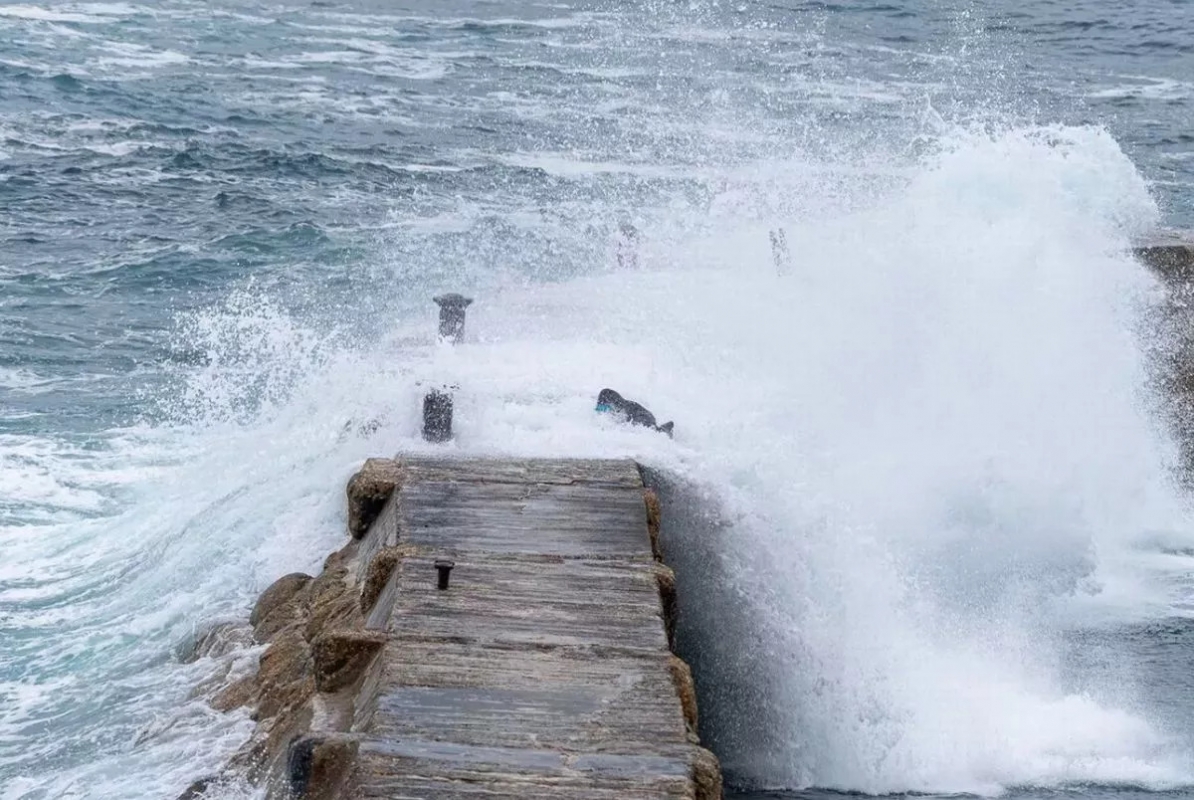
top-left (0, 5), bottom-right (97, 23)
top-left (0, 3), bottom-right (140, 24)
top-left (0, 367), bottom-right (55, 393)
top-left (1088, 76), bottom-right (1194, 102)
top-left (90, 41), bottom-right (188, 70)
top-left (0, 419), bottom-right (349, 797)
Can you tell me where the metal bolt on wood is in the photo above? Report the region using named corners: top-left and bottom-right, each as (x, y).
top-left (434, 559), bottom-right (455, 590)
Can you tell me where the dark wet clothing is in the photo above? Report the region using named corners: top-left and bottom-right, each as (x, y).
top-left (596, 389), bottom-right (674, 437)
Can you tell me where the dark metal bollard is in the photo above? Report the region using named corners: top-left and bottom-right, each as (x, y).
top-left (422, 390), bottom-right (453, 442)
top-left (434, 559), bottom-right (455, 590)
top-left (433, 293), bottom-right (473, 344)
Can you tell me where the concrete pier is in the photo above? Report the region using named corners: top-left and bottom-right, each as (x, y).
top-left (203, 457), bottom-right (720, 800)
top-left (351, 457), bottom-right (715, 798)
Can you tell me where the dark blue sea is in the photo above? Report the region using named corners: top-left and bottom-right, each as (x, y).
top-left (2, 1), bottom-right (1193, 798)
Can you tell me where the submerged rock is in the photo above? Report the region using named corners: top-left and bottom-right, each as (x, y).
top-left (251, 573), bottom-right (313, 642)
top-left (211, 674), bottom-right (258, 713)
top-left (177, 621), bottom-right (254, 663)
top-left (176, 777), bottom-right (215, 800)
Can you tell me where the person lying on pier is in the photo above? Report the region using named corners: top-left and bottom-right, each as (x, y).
top-left (596, 389), bottom-right (674, 438)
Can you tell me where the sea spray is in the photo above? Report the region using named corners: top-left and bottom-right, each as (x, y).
top-left (3, 0), bottom-right (1193, 796)
top-left (5, 116), bottom-right (1189, 799)
top-left (389, 125), bottom-right (1194, 793)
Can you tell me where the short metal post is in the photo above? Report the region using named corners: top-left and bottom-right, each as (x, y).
top-left (433, 293), bottom-right (473, 344)
top-left (435, 560), bottom-right (455, 590)
top-left (422, 389), bottom-right (453, 443)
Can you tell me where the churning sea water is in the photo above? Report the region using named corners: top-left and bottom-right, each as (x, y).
top-left (2, 1), bottom-right (1193, 798)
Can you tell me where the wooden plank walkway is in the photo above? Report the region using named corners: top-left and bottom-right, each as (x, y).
top-left (337, 457), bottom-right (719, 799)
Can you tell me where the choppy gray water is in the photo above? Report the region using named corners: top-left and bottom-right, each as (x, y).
top-left (2, 1), bottom-right (1193, 798)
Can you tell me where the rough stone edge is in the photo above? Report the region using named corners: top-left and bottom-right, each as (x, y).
top-left (692, 746), bottom-right (725, 800)
top-left (644, 487), bottom-right (664, 563)
top-left (641, 476), bottom-right (724, 799)
top-left (311, 630), bottom-right (388, 694)
top-left (654, 563), bottom-right (679, 652)
top-left (345, 458), bottom-right (404, 539)
top-left (668, 654), bottom-right (700, 740)
top-left (359, 546), bottom-right (404, 615)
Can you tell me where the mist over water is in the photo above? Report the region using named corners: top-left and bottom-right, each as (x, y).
top-left (2, 1), bottom-right (1194, 798)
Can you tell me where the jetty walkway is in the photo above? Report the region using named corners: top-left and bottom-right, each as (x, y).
top-left (200, 456), bottom-right (720, 800)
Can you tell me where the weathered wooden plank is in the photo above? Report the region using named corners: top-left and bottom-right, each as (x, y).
top-left (381, 556), bottom-right (669, 651)
top-left (369, 683), bottom-right (684, 751)
top-left (370, 645), bottom-right (689, 749)
top-left (355, 738), bottom-right (695, 799)
top-left (375, 640), bottom-right (680, 691)
top-left (399, 480), bottom-right (652, 558)
top-left (401, 457), bottom-right (644, 488)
